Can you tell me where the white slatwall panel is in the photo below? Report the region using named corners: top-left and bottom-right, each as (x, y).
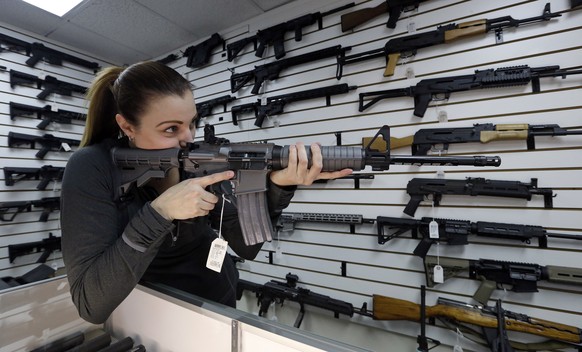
top-left (160, 0), bottom-right (582, 350)
top-left (0, 22), bottom-right (110, 281)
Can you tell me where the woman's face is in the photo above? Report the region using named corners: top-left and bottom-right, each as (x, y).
top-left (119, 90), bottom-right (198, 149)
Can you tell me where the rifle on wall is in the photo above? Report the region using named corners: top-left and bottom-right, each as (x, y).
top-left (3, 165), bottom-right (65, 190)
top-left (10, 101), bottom-right (87, 130)
top-left (375, 216), bottom-right (582, 255)
top-left (237, 273), bottom-right (370, 328)
top-left (362, 123), bottom-right (582, 156)
top-left (0, 33), bottom-right (100, 72)
top-left (194, 94), bottom-right (237, 127)
top-left (341, 3), bottom-right (561, 77)
top-left (372, 294), bottom-right (582, 345)
top-left (231, 83), bottom-right (356, 127)
top-left (0, 197), bottom-right (60, 222)
top-left (358, 65), bottom-right (582, 116)
top-left (226, 2), bottom-right (355, 61)
top-left (8, 132), bottom-right (80, 159)
top-left (113, 125), bottom-right (500, 245)
top-left (341, 0), bottom-right (430, 31)
top-left (423, 256), bottom-right (582, 304)
top-left (183, 33), bottom-right (224, 68)
top-left (9, 70), bottom-right (87, 101)
top-left (277, 212), bottom-right (375, 234)
top-left (230, 45), bottom-right (351, 94)
top-left (8, 233), bottom-right (61, 264)
top-left (404, 177), bottom-right (555, 216)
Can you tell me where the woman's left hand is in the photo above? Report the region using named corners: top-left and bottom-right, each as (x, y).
top-left (269, 143), bottom-right (353, 187)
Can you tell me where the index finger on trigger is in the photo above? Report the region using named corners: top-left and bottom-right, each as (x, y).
top-left (198, 170), bottom-right (235, 187)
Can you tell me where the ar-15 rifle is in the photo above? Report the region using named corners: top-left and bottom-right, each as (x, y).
top-left (372, 294), bottom-right (582, 345)
top-left (342, 3), bottom-right (560, 77)
top-left (0, 196), bottom-right (60, 222)
top-left (183, 33), bottom-right (224, 68)
top-left (375, 216), bottom-right (582, 256)
top-left (0, 32), bottom-right (31, 55)
top-left (277, 212), bottom-right (375, 234)
top-left (358, 65), bottom-right (582, 117)
top-left (195, 94), bottom-right (237, 127)
top-left (227, 3), bottom-right (355, 61)
top-left (27, 42), bottom-right (100, 72)
top-left (230, 45), bottom-right (351, 94)
top-left (9, 70), bottom-right (87, 100)
top-left (363, 123), bottom-right (582, 156)
top-left (3, 165), bottom-right (65, 190)
top-left (423, 256), bottom-right (582, 304)
top-left (237, 273), bottom-right (370, 327)
top-left (231, 83), bottom-right (357, 127)
top-left (8, 233), bottom-right (61, 263)
top-left (8, 132), bottom-right (80, 159)
top-left (341, 0), bottom-right (430, 32)
top-left (404, 177), bottom-right (554, 217)
top-left (112, 125), bottom-right (500, 246)
top-left (10, 101), bottom-right (87, 130)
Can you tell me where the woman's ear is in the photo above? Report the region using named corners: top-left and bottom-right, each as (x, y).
top-left (115, 114), bottom-right (135, 139)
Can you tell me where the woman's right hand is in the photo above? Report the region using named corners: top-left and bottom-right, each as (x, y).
top-left (150, 170), bottom-right (234, 221)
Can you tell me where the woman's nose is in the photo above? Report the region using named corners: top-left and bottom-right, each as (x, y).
top-left (179, 129), bottom-right (194, 148)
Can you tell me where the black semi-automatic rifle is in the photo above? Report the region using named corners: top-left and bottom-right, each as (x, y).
top-left (227, 3), bottom-right (355, 61)
top-left (113, 125), bottom-right (500, 245)
top-left (27, 42), bottom-right (100, 72)
top-left (375, 216), bottom-right (582, 255)
top-left (3, 165), bottom-right (65, 190)
top-left (184, 33), bottom-right (224, 68)
top-left (363, 123), bottom-right (582, 156)
top-left (10, 101), bottom-right (86, 130)
top-left (341, 0), bottom-right (430, 31)
top-left (230, 45), bottom-right (351, 94)
top-left (8, 233), bottom-right (61, 263)
top-left (404, 177), bottom-right (554, 216)
top-left (341, 3), bottom-right (560, 77)
top-left (277, 212), bottom-right (375, 234)
top-left (424, 256), bottom-right (582, 304)
top-left (0, 32), bottom-right (31, 55)
top-left (195, 94), bottom-right (237, 127)
top-left (358, 65), bottom-right (582, 116)
top-left (8, 132), bottom-right (80, 159)
top-left (9, 70), bottom-right (87, 100)
top-left (231, 83), bottom-right (357, 127)
top-left (0, 196), bottom-right (60, 222)
top-left (372, 294), bottom-right (582, 345)
top-left (237, 273), bottom-right (370, 327)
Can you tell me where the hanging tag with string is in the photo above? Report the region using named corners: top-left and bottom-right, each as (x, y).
top-left (430, 198), bottom-right (444, 284)
top-left (206, 194), bottom-right (229, 272)
top-left (453, 328), bottom-right (464, 352)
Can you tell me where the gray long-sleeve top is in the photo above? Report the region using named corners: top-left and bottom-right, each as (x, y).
top-left (60, 138), bottom-right (295, 324)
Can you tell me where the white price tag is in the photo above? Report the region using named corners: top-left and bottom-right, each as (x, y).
top-left (453, 345), bottom-right (464, 352)
top-left (206, 238), bottom-right (228, 272)
top-left (433, 264), bottom-right (444, 284)
top-left (405, 66), bottom-right (415, 79)
top-left (407, 21), bottom-right (416, 33)
top-left (61, 142), bottom-right (71, 152)
top-left (429, 220), bottom-right (439, 239)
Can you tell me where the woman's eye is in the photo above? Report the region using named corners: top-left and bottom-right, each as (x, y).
top-left (164, 126), bottom-right (178, 133)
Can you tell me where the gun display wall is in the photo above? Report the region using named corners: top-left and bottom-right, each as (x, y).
top-left (158, 0), bottom-right (581, 350)
top-left (0, 24), bottom-right (103, 287)
top-left (2, 0), bottom-right (581, 351)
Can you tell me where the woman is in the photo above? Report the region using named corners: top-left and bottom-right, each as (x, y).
top-left (60, 61), bottom-right (351, 324)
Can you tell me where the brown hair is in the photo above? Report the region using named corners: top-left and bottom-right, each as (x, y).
top-left (81, 61), bottom-right (192, 146)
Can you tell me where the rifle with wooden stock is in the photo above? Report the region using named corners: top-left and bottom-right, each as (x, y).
top-left (341, 0), bottom-right (430, 31)
top-left (341, 3), bottom-right (561, 77)
top-left (372, 294), bottom-right (582, 345)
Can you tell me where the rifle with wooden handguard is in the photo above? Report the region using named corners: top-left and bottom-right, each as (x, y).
top-left (362, 123), bottom-right (582, 155)
top-left (372, 294), bottom-right (582, 344)
top-left (341, 3), bottom-right (561, 77)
